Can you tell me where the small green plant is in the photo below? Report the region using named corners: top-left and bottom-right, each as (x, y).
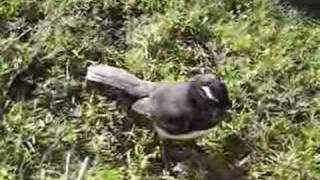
top-left (89, 166), bottom-right (124, 180)
top-left (0, 56), bottom-right (9, 75)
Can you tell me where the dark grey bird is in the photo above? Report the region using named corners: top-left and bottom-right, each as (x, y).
top-left (86, 64), bottom-right (232, 141)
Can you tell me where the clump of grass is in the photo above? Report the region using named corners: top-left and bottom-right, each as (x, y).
top-left (0, 0), bottom-right (319, 179)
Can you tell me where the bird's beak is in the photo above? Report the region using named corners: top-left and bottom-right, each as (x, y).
top-left (201, 86), bottom-right (219, 102)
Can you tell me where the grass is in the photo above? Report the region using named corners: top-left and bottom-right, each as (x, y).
top-left (0, 0), bottom-right (319, 179)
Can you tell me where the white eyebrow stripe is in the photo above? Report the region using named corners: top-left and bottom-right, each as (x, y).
top-left (201, 86), bottom-right (214, 99)
top-left (202, 86), bottom-right (220, 103)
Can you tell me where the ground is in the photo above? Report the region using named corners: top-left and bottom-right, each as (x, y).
top-left (0, 0), bottom-right (319, 179)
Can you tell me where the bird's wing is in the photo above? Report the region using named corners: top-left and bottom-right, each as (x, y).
top-left (129, 82), bottom-right (160, 98)
top-left (131, 97), bottom-right (154, 118)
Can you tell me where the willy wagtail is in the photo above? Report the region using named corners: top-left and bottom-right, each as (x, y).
top-left (86, 64), bottom-right (231, 141)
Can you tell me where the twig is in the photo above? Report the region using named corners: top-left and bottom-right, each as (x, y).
top-left (76, 157), bottom-right (90, 180)
top-left (235, 154), bottom-right (250, 167)
top-left (64, 151), bottom-right (71, 180)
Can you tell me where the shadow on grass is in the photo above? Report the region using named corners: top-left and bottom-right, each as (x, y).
top-left (273, 0), bottom-right (320, 18)
top-left (141, 135), bottom-right (249, 180)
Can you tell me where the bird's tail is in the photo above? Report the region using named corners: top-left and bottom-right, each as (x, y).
top-left (86, 64), bottom-right (156, 97)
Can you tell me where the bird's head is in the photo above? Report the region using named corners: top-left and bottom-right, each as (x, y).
top-left (189, 74), bottom-right (232, 110)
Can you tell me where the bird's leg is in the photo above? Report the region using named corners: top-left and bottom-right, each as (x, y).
top-left (160, 140), bottom-right (192, 171)
top-left (160, 139), bottom-right (171, 171)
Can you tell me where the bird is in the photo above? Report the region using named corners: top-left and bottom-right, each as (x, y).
top-left (85, 64), bottom-right (232, 141)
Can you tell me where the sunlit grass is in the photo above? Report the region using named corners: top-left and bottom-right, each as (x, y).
top-left (0, 0), bottom-right (319, 179)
